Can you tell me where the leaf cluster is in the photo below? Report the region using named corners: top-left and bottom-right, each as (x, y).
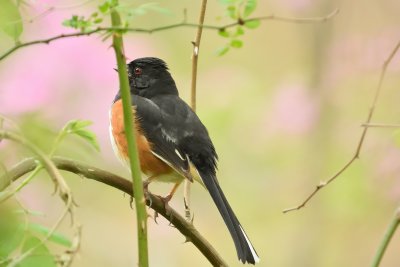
top-left (216, 0), bottom-right (260, 56)
top-left (62, 0), bottom-right (170, 33)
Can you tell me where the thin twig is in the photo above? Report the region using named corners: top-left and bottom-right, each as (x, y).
top-left (184, 0), bottom-right (208, 222)
top-left (370, 208), bottom-right (400, 267)
top-left (0, 157), bottom-right (229, 267)
top-left (283, 40), bottom-right (400, 213)
top-left (362, 123), bottom-right (400, 128)
top-left (0, 9), bottom-right (339, 62)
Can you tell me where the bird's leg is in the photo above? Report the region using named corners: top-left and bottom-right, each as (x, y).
top-left (160, 181), bottom-right (182, 204)
top-left (184, 181), bottom-right (192, 222)
top-left (157, 181), bottom-right (182, 222)
top-left (143, 175), bottom-right (157, 207)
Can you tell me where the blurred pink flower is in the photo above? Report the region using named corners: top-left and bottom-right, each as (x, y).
top-left (266, 83), bottom-right (318, 135)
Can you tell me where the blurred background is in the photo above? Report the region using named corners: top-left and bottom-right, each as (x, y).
top-left (1, 0), bottom-right (400, 266)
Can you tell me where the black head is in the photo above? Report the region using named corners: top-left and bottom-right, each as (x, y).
top-left (124, 57), bottom-right (178, 99)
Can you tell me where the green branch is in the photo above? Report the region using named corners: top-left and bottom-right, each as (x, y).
top-left (0, 9), bottom-right (339, 62)
top-left (110, 6), bottom-right (149, 267)
top-left (371, 208), bottom-right (400, 267)
top-left (0, 157), bottom-right (228, 267)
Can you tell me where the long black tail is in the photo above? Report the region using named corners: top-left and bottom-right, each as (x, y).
top-left (200, 171), bottom-right (260, 264)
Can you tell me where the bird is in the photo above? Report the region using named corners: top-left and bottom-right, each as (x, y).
top-left (109, 57), bottom-right (259, 264)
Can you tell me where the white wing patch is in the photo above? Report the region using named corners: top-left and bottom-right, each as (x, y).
top-left (174, 149), bottom-right (185, 161)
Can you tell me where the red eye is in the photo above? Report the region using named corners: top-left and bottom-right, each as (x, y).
top-left (134, 67), bottom-right (142, 75)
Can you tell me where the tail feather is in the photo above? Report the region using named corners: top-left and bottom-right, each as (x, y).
top-left (200, 171), bottom-right (259, 264)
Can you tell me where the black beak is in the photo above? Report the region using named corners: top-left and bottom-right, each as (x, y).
top-left (113, 68), bottom-right (118, 72)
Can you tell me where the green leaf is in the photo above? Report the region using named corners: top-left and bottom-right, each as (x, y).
top-left (216, 46), bottom-right (230, 56)
top-left (93, 18), bottom-right (103, 24)
top-left (98, 2), bottom-right (110, 13)
top-left (233, 26), bottom-right (244, 37)
top-left (244, 19), bottom-right (260, 29)
top-left (218, 29), bottom-right (230, 38)
top-left (59, 120), bottom-right (100, 151)
top-left (230, 39), bottom-right (243, 48)
top-left (18, 236), bottom-right (56, 267)
top-left (74, 129), bottom-right (100, 151)
top-left (243, 0), bottom-right (257, 18)
top-left (0, 0), bottom-right (23, 41)
top-left (0, 208), bottom-right (24, 258)
top-left (28, 223), bottom-right (72, 247)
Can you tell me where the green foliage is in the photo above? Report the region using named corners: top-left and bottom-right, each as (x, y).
top-left (218, 0), bottom-right (257, 20)
top-left (62, 1), bottom-right (170, 32)
top-left (244, 19), bottom-right (260, 29)
top-left (0, 206), bottom-right (24, 262)
top-left (230, 39), bottom-right (243, 48)
top-left (18, 235), bottom-right (56, 267)
top-left (60, 120), bottom-right (100, 152)
top-left (29, 223), bottom-right (72, 247)
top-left (216, 0), bottom-right (259, 56)
top-left (0, 0), bottom-right (23, 42)
top-left (243, 0), bottom-right (257, 18)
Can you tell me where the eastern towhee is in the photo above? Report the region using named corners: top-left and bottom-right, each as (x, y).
top-left (109, 57), bottom-right (259, 264)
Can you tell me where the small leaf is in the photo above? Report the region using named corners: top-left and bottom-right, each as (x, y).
top-left (230, 39), bottom-right (243, 48)
top-left (244, 19), bottom-right (260, 29)
top-left (19, 236), bottom-right (56, 267)
top-left (218, 29), bottom-right (230, 38)
top-left (93, 18), bottom-right (103, 24)
top-left (98, 2), bottom-right (109, 13)
top-left (0, 0), bottom-right (23, 41)
top-left (72, 120), bottom-right (93, 130)
top-left (233, 26), bottom-right (244, 37)
top-left (29, 223), bottom-right (72, 247)
top-left (216, 46), bottom-right (230, 56)
top-left (243, 0), bottom-right (257, 18)
top-left (74, 129), bottom-right (100, 151)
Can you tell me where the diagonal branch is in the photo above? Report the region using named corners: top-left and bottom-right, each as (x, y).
top-left (0, 9), bottom-right (339, 62)
top-left (283, 40), bottom-right (400, 213)
top-left (0, 157), bottom-right (228, 267)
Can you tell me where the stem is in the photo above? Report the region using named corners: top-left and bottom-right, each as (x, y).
top-left (110, 7), bottom-right (149, 267)
top-left (371, 208), bottom-right (400, 267)
top-left (184, 0), bottom-right (208, 221)
top-left (0, 9), bottom-right (339, 62)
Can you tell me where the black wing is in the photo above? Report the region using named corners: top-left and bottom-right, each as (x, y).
top-left (133, 95), bottom-right (217, 181)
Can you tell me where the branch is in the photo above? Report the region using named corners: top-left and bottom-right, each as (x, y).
top-left (0, 9), bottom-right (339, 62)
top-left (371, 208), bottom-right (400, 267)
top-left (362, 123), bottom-right (400, 128)
top-left (0, 157), bottom-right (229, 267)
top-left (283, 39), bottom-right (400, 213)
